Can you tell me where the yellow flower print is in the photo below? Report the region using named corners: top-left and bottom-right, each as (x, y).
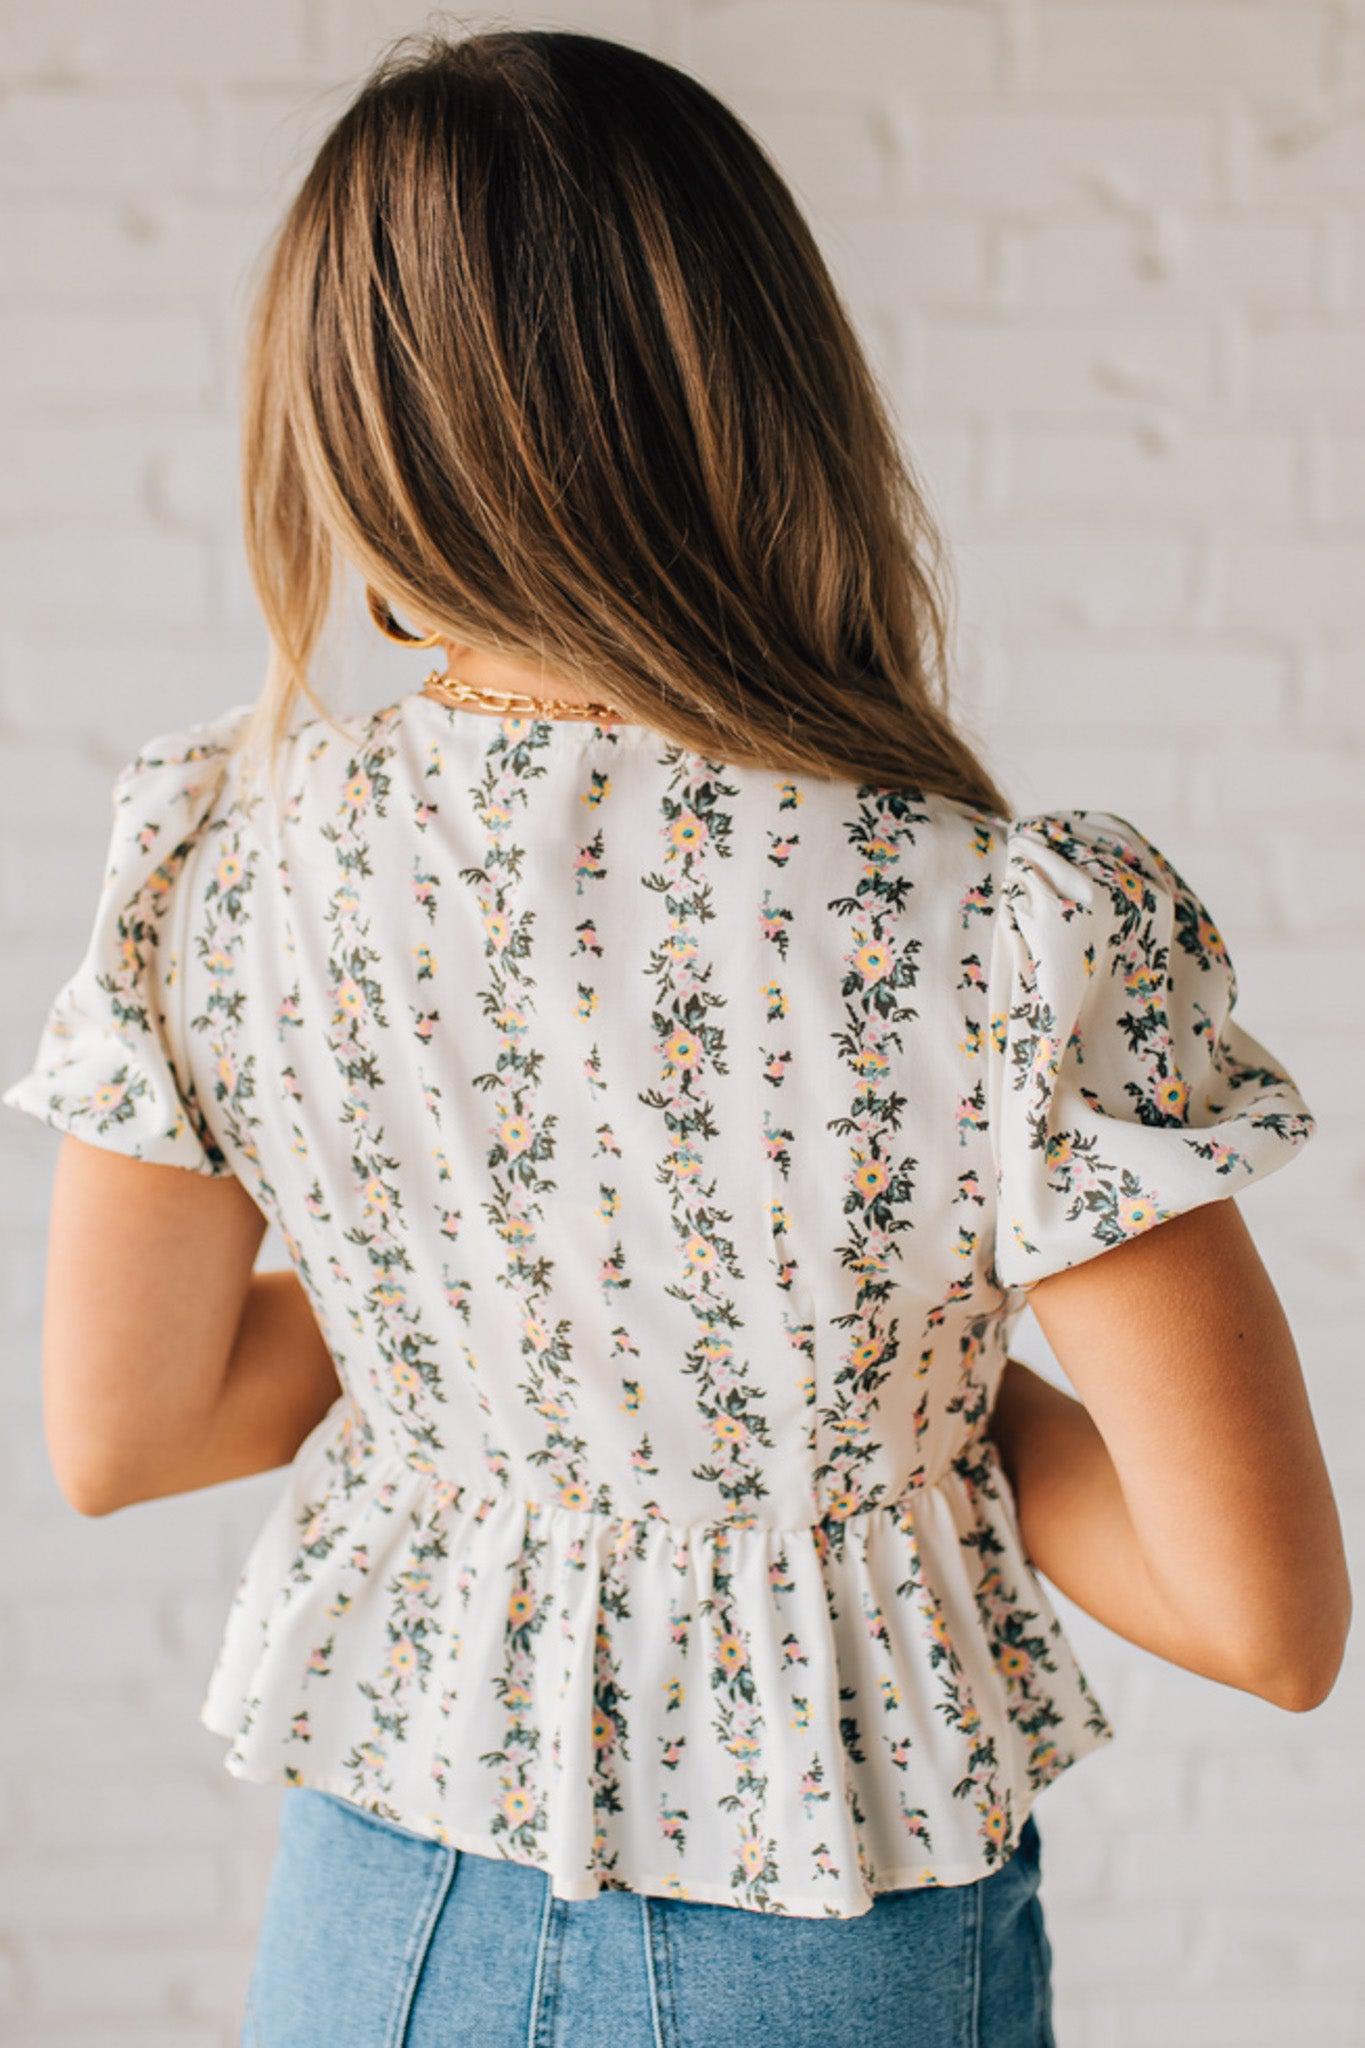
top-left (1119, 1192), bottom-right (1160, 1235)
top-left (825, 1490), bottom-right (859, 1521)
top-left (664, 1678), bottom-right (685, 1708)
top-left (739, 1834), bottom-right (765, 1878)
top-left (591, 1710), bottom-right (615, 1749)
top-left (852, 939), bottom-right (890, 983)
top-left (1125, 965), bottom-right (1162, 1006)
top-left (91, 1080), bottom-right (127, 1113)
top-left (389, 1636), bottom-right (418, 1677)
top-left (663, 1028), bottom-right (701, 1069)
top-left (983, 1803), bottom-right (1008, 1845)
top-left (559, 1480), bottom-right (590, 1512)
top-left (852, 1157), bottom-right (889, 1199)
top-left (216, 1053), bottom-right (236, 1091)
top-left (684, 1235), bottom-right (715, 1272)
top-left (716, 1633), bottom-right (747, 1675)
top-left (216, 851), bottom-right (244, 888)
top-left (390, 1362), bottom-right (420, 1395)
top-left (500, 1113), bottom-right (532, 1153)
top-left (1155, 1076), bottom-right (1188, 1118)
top-left (335, 976), bottom-right (363, 1016)
top-left (502, 1785), bottom-right (536, 1825)
top-left (363, 1176), bottom-right (390, 1213)
top-left (670, 810), bottom-right (706, 853)
top-left (711, 1414), bottom-right (747, 1447)
top-left (484, 909), bottom-right (510, 949)
top-left (507, 1589), bottom-right (536, 1628)
top-left (998, 1646), bottom-right (1031, 1680)
top-left (343, 770), bottom-right (371, 809)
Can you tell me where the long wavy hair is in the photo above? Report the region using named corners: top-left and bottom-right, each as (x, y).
top-left (236, 25), bottom-right (1008, 811)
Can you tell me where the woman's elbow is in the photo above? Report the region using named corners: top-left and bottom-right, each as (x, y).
top-left (1244, 1584), bottom-right (1353, 1714)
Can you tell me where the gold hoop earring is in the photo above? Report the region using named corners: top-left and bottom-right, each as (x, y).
top-left (366, 584), bottom-right (444, 650)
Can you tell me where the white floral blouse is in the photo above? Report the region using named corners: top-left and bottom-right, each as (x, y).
top-left (3, 694), bottom-right (1315, 1918)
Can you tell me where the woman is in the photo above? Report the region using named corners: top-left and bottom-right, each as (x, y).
top-left (3, 27), bottom-right (1348, 2048)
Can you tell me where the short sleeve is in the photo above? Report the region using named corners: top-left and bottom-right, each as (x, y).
top-left (985, 810), bottom-right (1316, 1289)
top-left (1, 705), bottom-right (254, 1175)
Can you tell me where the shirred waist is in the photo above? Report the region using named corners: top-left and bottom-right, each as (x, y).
top-left (317, 1402), bottom-right (999, 1540)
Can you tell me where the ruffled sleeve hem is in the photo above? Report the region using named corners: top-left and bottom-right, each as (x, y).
top-left (1, 703), bottom-right (255, 1174)
top-left (986, 809), bottom-right (1316, 1290)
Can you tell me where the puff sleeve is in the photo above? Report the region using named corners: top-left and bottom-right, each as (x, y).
top-left (1, 706), bottom-right (254, 1174)
top-left (985, 810), bottom-right (1316, 1289)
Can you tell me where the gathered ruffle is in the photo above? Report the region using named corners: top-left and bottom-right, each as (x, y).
top-left (201, 1399), bottom-right (1112, 1918)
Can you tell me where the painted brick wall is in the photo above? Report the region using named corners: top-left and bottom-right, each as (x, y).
top-left (1, 4), bottom-right (1361, 2042)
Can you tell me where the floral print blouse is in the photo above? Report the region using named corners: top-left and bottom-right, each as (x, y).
top-left (2, 694), bottom-right (1315, 1918)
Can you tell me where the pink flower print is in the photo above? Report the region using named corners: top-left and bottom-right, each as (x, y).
top-left (955, 1098), bottom-right (987, 1140)
top-left (711, 1413), bottom-right (748, 1453)
top-left (660, 1740), bottom-right (685, 1769)
top-left (290, 1712), bottom-right (311, 1741)
top-left (799, 1771), bottom-right (826, 1810)
top-left (815, 1847), bottom-right (840, 1877)
top-left (863, 1605), bottom-right (889, 1644)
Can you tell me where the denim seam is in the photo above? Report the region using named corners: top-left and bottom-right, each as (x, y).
top-left (651, 1899), bottom-right (683, 2048)
top-left (964, 1864), bottom-right (984, 2048)
top-left (528, 1881), bottom-right (564, 2048)
top-left (1025, 1883), bottom-right (1056, 2048)
top-left (638, 1896), bottom-right (667, 2048)
top-left (383, 1845), bottom-right (459, 2048)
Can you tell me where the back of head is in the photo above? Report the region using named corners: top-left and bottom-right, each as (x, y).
top-left (239, 26), bottom-right (1006, 809)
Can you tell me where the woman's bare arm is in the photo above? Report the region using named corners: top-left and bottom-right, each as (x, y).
top-left (993, 1196), bottom-right (1350, 1711)
top-left (93, 1270), bottom-right (345, 1510)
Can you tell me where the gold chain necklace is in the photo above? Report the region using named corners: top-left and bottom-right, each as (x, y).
top-left (421, 664), bottom-right (627, 725)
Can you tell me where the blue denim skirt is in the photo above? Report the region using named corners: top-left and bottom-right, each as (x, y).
top-left (242, 1786), bottom-right (1056, 2048)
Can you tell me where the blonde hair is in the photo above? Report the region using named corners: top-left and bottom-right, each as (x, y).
top-left (236, 26), bottom-right (1009, 811)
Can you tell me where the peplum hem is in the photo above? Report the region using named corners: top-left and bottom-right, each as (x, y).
top-left (200, 1400), bottom-right (1114, 1919)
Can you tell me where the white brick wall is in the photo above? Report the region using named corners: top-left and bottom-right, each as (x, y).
top-left (1, 3), bottom-right (1361, 2042)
